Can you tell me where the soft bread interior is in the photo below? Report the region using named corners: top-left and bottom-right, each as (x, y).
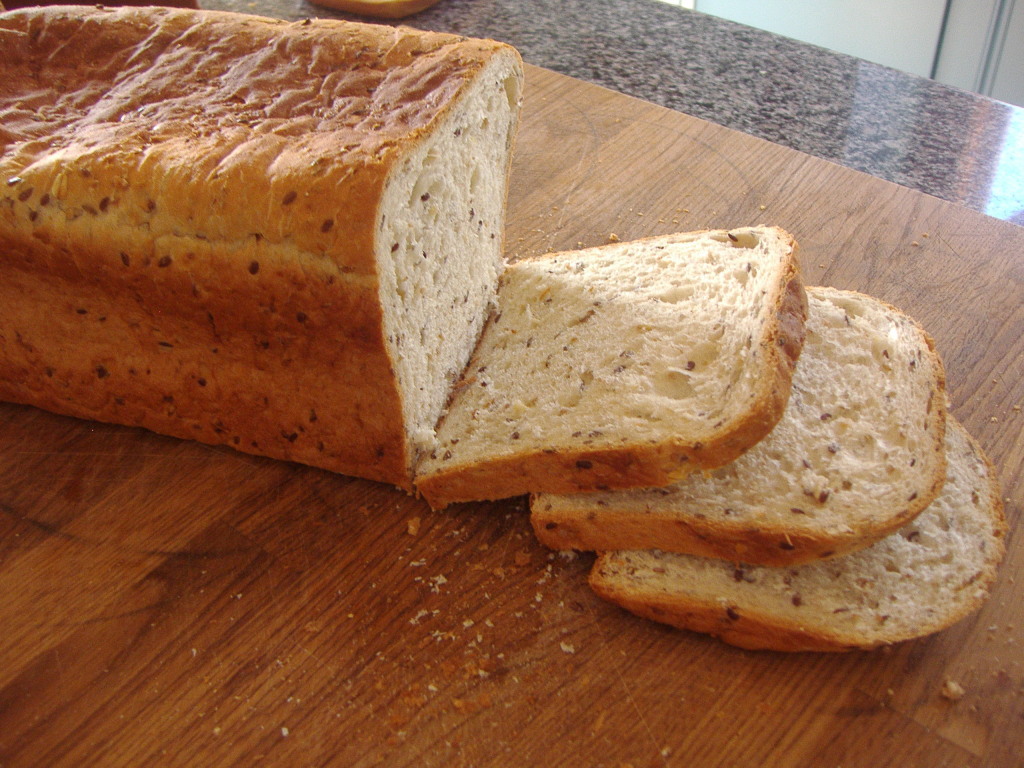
top-left (377, 51), bottom-right (523, 460)
top-left (419, 228), bottom-right (796, 473)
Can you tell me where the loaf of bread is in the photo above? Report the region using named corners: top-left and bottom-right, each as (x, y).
top-left (415, 227), bottom-right (807, 508)
top-left (0, 6), bottom-right (523, 489)
top-left (532, 287), bottom-right (948, 565)
top-left (589, 418), bottom-right (1005, 652)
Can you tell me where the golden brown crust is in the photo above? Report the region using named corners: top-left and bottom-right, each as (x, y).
top-left (418, 442), bottom-right (701, 509)
top-left (1, 6), bottom-right (508, 274)
top-left (535, 491), bottom-right (932, 567)
top-left (0, 235), bottom-right (412, 486)
top-left (690, 254), bottom-right (807, 468)
top-left (0, 6), bottom-right (516, 489)
top-left (533, 501), bottom-right (859, 567)
top-left (416, 229), bottom-right (807, 509)
top-left (588, 567), bottom-right (865, 652)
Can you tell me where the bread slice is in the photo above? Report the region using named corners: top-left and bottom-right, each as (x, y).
top-left (532, 287), bottom-right (947, 565)
top-left (0, 6), bottom-right (522, 490)
top-left (415, 227), bottom-right (807, 508)
top-left (589, 418), bottom-right (1006, 652)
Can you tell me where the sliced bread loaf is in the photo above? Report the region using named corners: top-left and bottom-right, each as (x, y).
top-left (532, 287), bottom-right (947, 565)
top-left (415, 227), bottom-right (807, 508)
top-left (588, 418), bottom-right (1006, 652)
top-left (0, 6), bottom-right (523, 490)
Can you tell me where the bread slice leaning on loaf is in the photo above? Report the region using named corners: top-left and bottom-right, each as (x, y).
top-left (0, 6), bottom-right (523, 490)
top-left (589, 418), bottom-right (1006, 652)
top-left (532, 287), bottom-right (948, 565)
top-left (415, 227), bottom-right (808, 508)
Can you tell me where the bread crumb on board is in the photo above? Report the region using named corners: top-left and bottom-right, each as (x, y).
top-left (941, 679), bottom-right (966, 701)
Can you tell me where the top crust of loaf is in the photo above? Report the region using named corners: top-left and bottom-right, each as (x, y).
top-left (589, 418), bottom-right (1006, 652)
top-left (0, 5), bottom-right (515, 274)
top-left (415, 227), bottom-right (807, 508)
top-left (532, 287), bottom-right (948, 565)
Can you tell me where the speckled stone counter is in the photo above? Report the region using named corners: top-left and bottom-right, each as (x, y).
top-left (206, 0), bottom-right (1024, 226)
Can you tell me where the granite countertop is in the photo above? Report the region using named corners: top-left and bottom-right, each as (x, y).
top-left (207, 0), bottom-right (1024, 226)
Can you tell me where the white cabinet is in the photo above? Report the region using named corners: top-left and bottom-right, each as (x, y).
top-left (695, 0), bottom-right (947, 78)
top-left (931, 0), bottom-right (1023, 107)
top-left (986, 1), bottom-right (1024, 107)
top-left (685, 0), bottom-right (1024, 107)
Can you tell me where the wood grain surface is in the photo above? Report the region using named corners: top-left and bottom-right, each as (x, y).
top-left (1, 65), bottom-right (1022, 768)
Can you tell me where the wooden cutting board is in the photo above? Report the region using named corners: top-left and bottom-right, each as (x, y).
top-left (1, 65), bottom-right (1022, 768)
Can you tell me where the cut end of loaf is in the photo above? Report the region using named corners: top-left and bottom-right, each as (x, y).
top-left (376, 48), bottom-right (524, 479)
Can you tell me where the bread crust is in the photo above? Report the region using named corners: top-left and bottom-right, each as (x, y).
top-left (0, 6), bottom-right (519, 488)
top-left (587, 575), bottom-right (866, 652)
top-left (416, 228), bottom-right (807, 508)
top-left (589, 420), bottom-right (1006, 652)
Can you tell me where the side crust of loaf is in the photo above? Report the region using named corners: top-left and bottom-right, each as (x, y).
top-left (1, 234), bottom-right (415, 483)
top-left (532, 287), bottom-right (948, 565)
top-left (0, 6), bottom-right (522, 489)
top-left (589, 419), bottom-right (1006, 652)
top-left (415, 227), bottom-right (808, 508)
